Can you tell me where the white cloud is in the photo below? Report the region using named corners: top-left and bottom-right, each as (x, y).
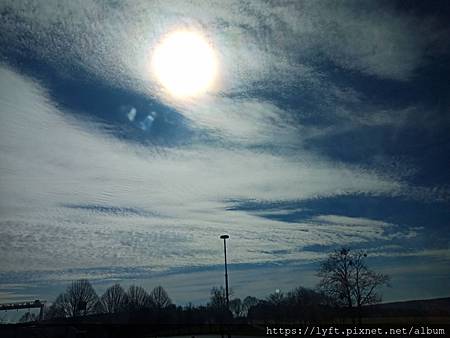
top-left (313, 214), bottom-right (391, 227)
top-left (310, 214), bottom-right (424, 245)
top-left (1, 0), bottom-right (445, 147)
top-left (0, 66), bottom-right (411, 277)
top-left (270, 1), bottom-right (443, 81)
top-left (0, 0), bottom-right (447, 286)
top-left (1, 0), bottom-right (442, 100)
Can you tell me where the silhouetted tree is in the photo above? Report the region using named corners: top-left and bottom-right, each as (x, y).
top-left (317, 248), bottom-right (390, 323)
top-left (268, 290), bottom-right (288, 320)
top-left (247, 291), bottom-right (286, 322)
top-left (285, 287), bottom-right (330, 323)
top-left (266, 290), bottom-right (285, 306)
top-left (45, 294), bottom-right (68, 319)
top-left (149, 285), bottom-right (172, 310)
top-left (208, 286), bottom-right (227, 311)
top-left (236, 296), bottom-right (257, 321)
top-left (242, 296), bottom-right (259, 316)
top-left (101, 283), bottom-right (128, 314)
top-left (127, 285), bottom-right (152, 312)
top-left (182, 303), bottom-right (211, 325)
top-left (0, 313), bottom-right (6, 323)
top-left (50, 279), bottom-right (101, 318)
top-left (19, 312), bottom-right (37, 323)
top-left (229, 298), bottom-right (243, 317)
top-left (208, 286), bottom-right (232, 323)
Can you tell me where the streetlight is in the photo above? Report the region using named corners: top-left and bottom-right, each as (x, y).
top-left (220, 234), bottom-right (230, 310)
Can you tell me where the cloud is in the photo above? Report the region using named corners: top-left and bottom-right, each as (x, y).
top-left (2, 0), bottom-right (447, 147)
top-left (271, 1), bottom-right (447, 81)
top-left (3, 0), bottom-right (447, 157)
top-left (0, 1), bottom-right (448, 293)
top-left (0, 65), bottom-right (413, 278)
top-left (309, 214), bottom-right (423, 244)
top-left (1, 0), bottom-right (445, 98)
top-left (313, 214), bottom-right (391, 227)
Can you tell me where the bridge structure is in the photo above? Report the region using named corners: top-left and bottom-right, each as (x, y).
top-left (0, 300), bottom-right (46, 321)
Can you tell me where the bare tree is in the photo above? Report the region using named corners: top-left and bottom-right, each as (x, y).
top-left (208, 286), bottom-right (227, 311)
top-left (127, 285), bottom-right (151, 312)
top-left (101, 283), bottom-right (128, 314)
top-left (149, 286), bottom-right (172, 310)
top-left (317, 248), bottom-right (389, 322)
top-left (208, 286), bottom-right (232, 323)
top-left (19, 312), bottom-right (37, 323)
top-left (46, 294), bottom-right (69, 319)
top-left (266, 290), bottom-right (285, 306)
top-left (242, 296), bottom-right (259, 316)
top-left (67, 279), bottom-right (102, 317)
top-left (286, 287), bottom-right (329, 323)
top-left (229, 298), bottom-right (243, 317)
top-left (50, 280), bottom-right (101, 318)
top-left (0, 313), bottom-right (7, 323)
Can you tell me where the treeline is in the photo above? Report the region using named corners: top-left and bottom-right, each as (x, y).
top-left (44, 281), bottom-right (172, 319)
top-left (19, 248), bottom-right (389, 324)
top-left (36, 280), bottom-right (332, 325)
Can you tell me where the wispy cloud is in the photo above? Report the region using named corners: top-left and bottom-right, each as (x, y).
top-left (1, 0), bottom-right (449, 297)
top-left (1, 0), bottom-right (447, 123)
top-left (0, 66), bottom-right (413, 277)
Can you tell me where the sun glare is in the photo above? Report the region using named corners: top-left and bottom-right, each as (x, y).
top-left (151, 30), bottom-right (218, 99)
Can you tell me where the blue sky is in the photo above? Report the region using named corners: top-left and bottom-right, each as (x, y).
top-left (0, 0), bottom-right (449, 312)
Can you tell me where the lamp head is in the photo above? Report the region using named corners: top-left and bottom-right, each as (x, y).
top-left (220, 234), bottom-right (229, 239)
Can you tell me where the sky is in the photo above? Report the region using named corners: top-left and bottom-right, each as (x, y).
top-left (1, 0), bottom-right (450, 316)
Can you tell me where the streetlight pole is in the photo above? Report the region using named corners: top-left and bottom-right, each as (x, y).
top-left (220, 234), bottom-right (230, 310)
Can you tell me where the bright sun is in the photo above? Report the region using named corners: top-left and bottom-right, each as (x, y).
top-left (151, 31), bottom-right (218, 99)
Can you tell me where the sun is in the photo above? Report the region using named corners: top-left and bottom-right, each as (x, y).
top-left (151, 30), bottom-right (218, 99)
